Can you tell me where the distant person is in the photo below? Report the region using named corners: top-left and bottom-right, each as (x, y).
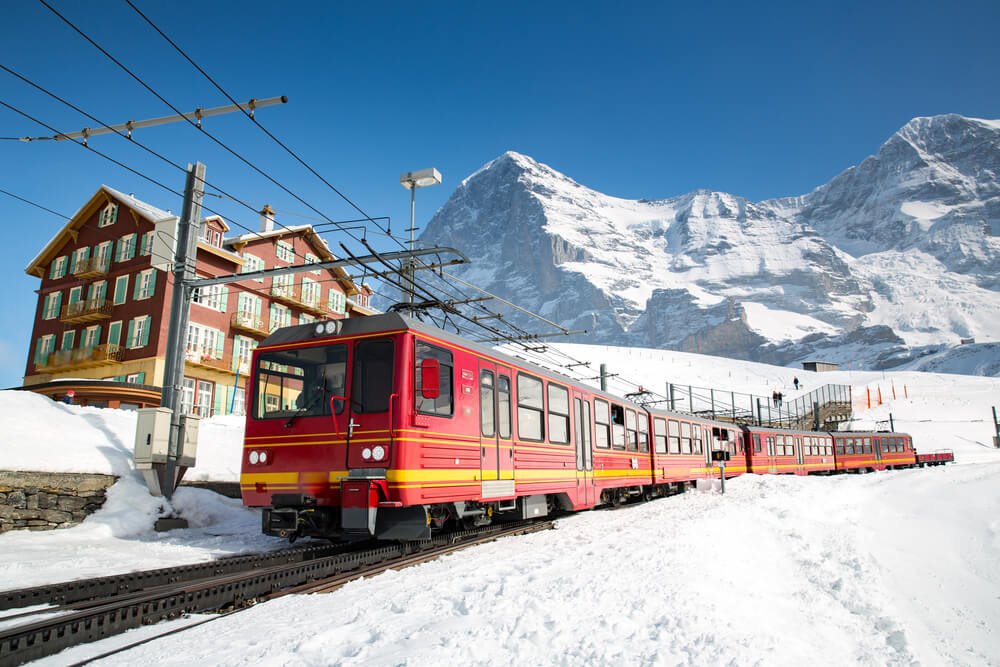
top-left (776, 391), bottom-right (783, 407)
top-left (61, 390), bottom-right (75, 405)
top-left (772, 389), bottom-right (779, 404)
top-left (793, 377), bottom-right (799, 390)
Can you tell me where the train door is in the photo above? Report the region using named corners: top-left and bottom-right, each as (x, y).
top-left (573, 392), bottom-right (594, 505)
top-left (796, 436), bottom-right (804, 468)
top-left (479, 362), bottom-right (515, 499)
top-left (873, 437), bottom-right (883, 463)
top-left (344, 338), bottom-right (395, 469)
top-left (752, 433), bottom-right (762, 472)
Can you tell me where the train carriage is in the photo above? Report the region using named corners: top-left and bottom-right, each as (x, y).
top-left (741, 425), bottom-right (836, 475)
top-left (832, 431), bottom-right (916, 472)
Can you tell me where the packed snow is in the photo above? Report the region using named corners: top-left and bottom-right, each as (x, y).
top-left (2, 347), bottom-right (999, 665)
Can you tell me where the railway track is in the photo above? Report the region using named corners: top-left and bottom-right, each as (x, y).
top-left (0, 520), bottom-right (553, 666)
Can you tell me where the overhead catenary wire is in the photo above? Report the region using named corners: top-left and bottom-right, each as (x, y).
top-left (0, 187), bottom-right (70, 219)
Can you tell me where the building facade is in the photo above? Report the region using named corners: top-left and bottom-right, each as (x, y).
top-left (23, 187), bottom-right (375, 414)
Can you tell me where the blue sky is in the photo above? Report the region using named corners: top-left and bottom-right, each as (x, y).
top-left (2, 0), bottom-right (998, 387)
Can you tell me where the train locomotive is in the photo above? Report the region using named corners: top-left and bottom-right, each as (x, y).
top-left (240, 313), bottom-right (923, 542)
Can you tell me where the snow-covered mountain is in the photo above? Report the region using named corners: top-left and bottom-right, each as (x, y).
top-left (419, 115), bottom-right (1000, 372)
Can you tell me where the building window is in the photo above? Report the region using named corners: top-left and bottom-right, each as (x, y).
top-left (82, 325), bottom-right (101, 349)
top-left (71, 247), bottom-right (90, 274)
top-left (299, 313), bottom-right (315, 325)
top-left (231, 387), bottom-right (246, 416)
top-left (88, 280), bottom-right (108, 304)
top-left (305, 253), bottom-right (321, 274)
top-left (192, 283), bottom-right (227, 311)
top-left (127, 315), bottom-right (152, 349)
top-left (35, 334), bottom-right (56, 366)
top-left (328, 289), bottom-right (347, 314)
top-left (241, 253), bottom-right (265, 281)
top-left (272, 273), bottom-right (294, 298)
top-left (50, 256), bottom-right (68, 280)
top-left (108, 320), bottom-right (123, 347)
top-left (181, 377), bottom-right (195, 415)
top-left (269, 304), bottom-right (291, 332)
top-left (275, 240), bottom-right (294, 263)
top-left (140, 231), bottom-right (154, 256)
top-left (134, 269), bottom-right (158, 300)
top-left (232, 335), bottom-right (256, 374)
top-left (301, 277), bottom-right (321, 307)
top-left (113, 274), bottom-right (129, 305)
top-left (98, 202), bottom-right (118, 227)
top-left (42, 291), bottom-right (63, 320)
top-left (187, 322), bottom-right (224, 360)
top-left (116, 234), bottom-right (137, 262)
top-left (125, 372), bottom-right (146, 384)
top-left (196, 380), bottom-right (213, 418)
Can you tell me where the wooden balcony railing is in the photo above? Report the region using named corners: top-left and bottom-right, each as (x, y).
top-left (72, 256), bottom-right (110, 280)
top-left (184, 347), bottom-right (230, 373)
top-left (230, 311), bottom-right (269, 338)
top-left (270, 285), bottom-right (327, 317)
top-left (39, 344), bottom-right (123, 372)
top-left (61, 298), bottom-right (112, 324)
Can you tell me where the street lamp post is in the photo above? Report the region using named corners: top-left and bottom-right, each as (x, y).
top-left (399, 167), bottom-right (442, 306)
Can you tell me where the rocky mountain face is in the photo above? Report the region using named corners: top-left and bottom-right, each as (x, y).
top-left (418, 115), bottom-right (1000, 372)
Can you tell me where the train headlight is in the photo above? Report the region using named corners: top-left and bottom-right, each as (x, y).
top-left (362, 447), bottom-right (372, 460)
top-left (249, 450), bottom-right (260, 465)
top-left (325, 321), bottom-right (339, 335)
top-left (259, 451), bottom-right (268, 464)
top-left (314, 323), bottom-right (326, 335)
top-left (372, 446), bottom-right (386, 461)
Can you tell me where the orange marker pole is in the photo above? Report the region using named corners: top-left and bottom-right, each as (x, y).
top-left (877, 387), bottom-right (883, 405)
top-left (867, 387), bottom-right (871, 409)
top-left (904, 385), bottom-right (908, 398)
top-left (892, 381), bottom-right (896, 400)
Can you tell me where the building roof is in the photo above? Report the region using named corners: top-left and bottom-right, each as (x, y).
top-left (25, 186), bottom-right (173, 277)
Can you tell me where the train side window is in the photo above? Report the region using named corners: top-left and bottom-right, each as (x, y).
top-left (610, 404), bottom-right (626, 450)
top-left (728, 430), bottom-right (737, 455)
top-left (548, 383), bottom-right (570, 444)
top-left (653, 418), bottom-right (667, 454)
top-left (680, 421), bottom-right (692, 454)
top-left (864, 437), bottom-right (872, 454)
top-left (415, 341), bottom-right (453, 417)
top-left (638, 415), bottom-right (649, 453)
top-left (625, 409), bottom-right (638, 451)
top-left (351, 339), bottom-right (394, 413)
top-left (517, 373), bottom-right (545, 441)
top-left (693, 424), bottom-right (703, 454)
top-left (498, 375), bottom-right (511, 439)
top-left (775, 434), bottom-right (784, 456)
top-left (835, 438), bottom-right (845, 455)
top-left (480, 370), bottom-right (495, 438)
top-left (594, 399), bottom-right (611, 449)
top-left (753, 434), bottom-right (762, 453)
top-left (668, 420), bottom-right (680, 454)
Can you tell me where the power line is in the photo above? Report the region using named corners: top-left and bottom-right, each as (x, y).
top-left (0, 187), bottom-right (70, 219)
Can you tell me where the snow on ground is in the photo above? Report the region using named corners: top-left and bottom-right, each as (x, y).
top-left (2, 347), bottom-right (1000, 665)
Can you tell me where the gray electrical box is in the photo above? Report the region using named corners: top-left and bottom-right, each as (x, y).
top-left (179, 414), bottom-right (200, 467)
top-left (135, 407), bottom-right (172, 466)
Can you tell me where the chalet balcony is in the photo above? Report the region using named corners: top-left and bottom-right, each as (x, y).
top-left (184, 347), bottom-right (231, 374)
top-left (72, 257), bottom-right (110, 280)
top-left (61, 298), bottom-right (112, 324)
top-left (270, 285), bottom-right (327, 317)
top-left (39, 344), bottom-right (123, 372)
top-left (230, 311), bottom-right (269, 338)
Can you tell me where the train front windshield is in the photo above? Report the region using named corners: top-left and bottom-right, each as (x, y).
top-left (255, 345), bottom-right (348, 420)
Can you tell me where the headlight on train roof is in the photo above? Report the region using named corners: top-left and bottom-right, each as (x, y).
top-left (372, 446), bottom-right (386, 461)
top-left (325, 321), bottom-right (339, 335)
top-left (314, 323), bottom-right (326, 335)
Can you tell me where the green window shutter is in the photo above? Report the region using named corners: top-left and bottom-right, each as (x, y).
top-left (148, 270), bottom-right (157, 297)
top-left (112, 205), bottom-right (119, 224)
top-left (114, 375), bottom-right (126, 382)
top-left (215, 335), bottom-right (225, 359)
top-left (254, 297), bottom-right (262, 318)
top-left (133, 273), bottom-right (142, 300)
top-left (54, 291), bottom-right (63, 315)
top-left (114, 275), bottom-right (128, 304)
top-left (94, 324), bottom-right (103, 344)
top-left (108, 321), bottom-right (122, 346)
top-left (82, 246), bottom-right (91, 263)
top-left (136, 371), bottom-right (145, 384)
top-left (87, 283), bottom-right (96, 301)
top-left (237, 292), bottom-right (247, 314)
top-left (219, 286), bottom-right (228, 312)
top-left (49, 262), bottom-right (57, 279)
top-left (34, 338), bottom-right (43, 364)
top-left (127, 319), bottom-right (136, 348)
top-left (140, 317), bottom-right (151, 346)
top-left (114, 239), bottom-right (122, 262)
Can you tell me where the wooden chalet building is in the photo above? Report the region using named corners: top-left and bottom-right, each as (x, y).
top-left (22, 186), bottom-right (375, 414)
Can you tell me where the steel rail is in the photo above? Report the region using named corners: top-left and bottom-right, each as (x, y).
top-left (0, 521), bottom-right (552, 666)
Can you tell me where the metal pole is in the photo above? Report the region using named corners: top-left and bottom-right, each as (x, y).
top-left (710, 388), bottom-right (715, 419)
top-left (600, 364), bottom-right (607, 392)
top-left (993, 406), bottom-right (1000, 448)
top-left (669, 383), bottom-right (676, 411)
top-left (162, 162), bottom-right (205, 500)
top-left (404, 186), bottom-right (416, 305)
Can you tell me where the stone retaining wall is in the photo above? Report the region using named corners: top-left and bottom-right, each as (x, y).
top-left (0, 471), bottom-right (117, 533)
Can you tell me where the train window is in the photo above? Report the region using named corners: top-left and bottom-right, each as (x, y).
top-left (594, 399), bottom-right (611, 449)
top-left (692, 424), bottom-right (703, 454)
top-left (668, 420), bottom-right (680, 454)
top-left (415, 341), bottom-right (453, 417)
top-left (548, 383), bottom-right (570, 444)
top-left (775, 434), bottom-right (784, 456)
top-left (352, 340), bottom-right (394, 413)
top-left (638, 416), bottom-right (649, 453)
top-left (680, 421), bottom-right (692, 454)
top-left (863, 437), bottom-right (872, 454)
top-left (728, 430), bottom-right (737, 456)
top-left (480, 371), bottom-right (495, 438)
top-left (517, 373), bottom-right (545, 441)
top-left (255, 344), bottom-right (347, 420)
top-left (766, 436), bottom-right (774, 456)
top-left (835, 438), bottom-right (845, 455)
top-left (753, 434), bottom-right (762, 453)
top-left (625, 409), bottom-right (638, 452)
top-left (653, 418), bottom-right (667, 454)
top-left (610, 404), bottom-right (626, 450)
top-left (583, 401), bottom-right (593, 469)
top-left (498, 376), bottom-right (511, 439)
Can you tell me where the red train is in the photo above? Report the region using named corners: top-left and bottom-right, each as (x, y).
top-left (240, 314), bottom-right (929, 542)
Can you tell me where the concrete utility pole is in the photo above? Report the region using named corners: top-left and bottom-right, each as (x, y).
top-left (161, 162), bottom-right (205, 501)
